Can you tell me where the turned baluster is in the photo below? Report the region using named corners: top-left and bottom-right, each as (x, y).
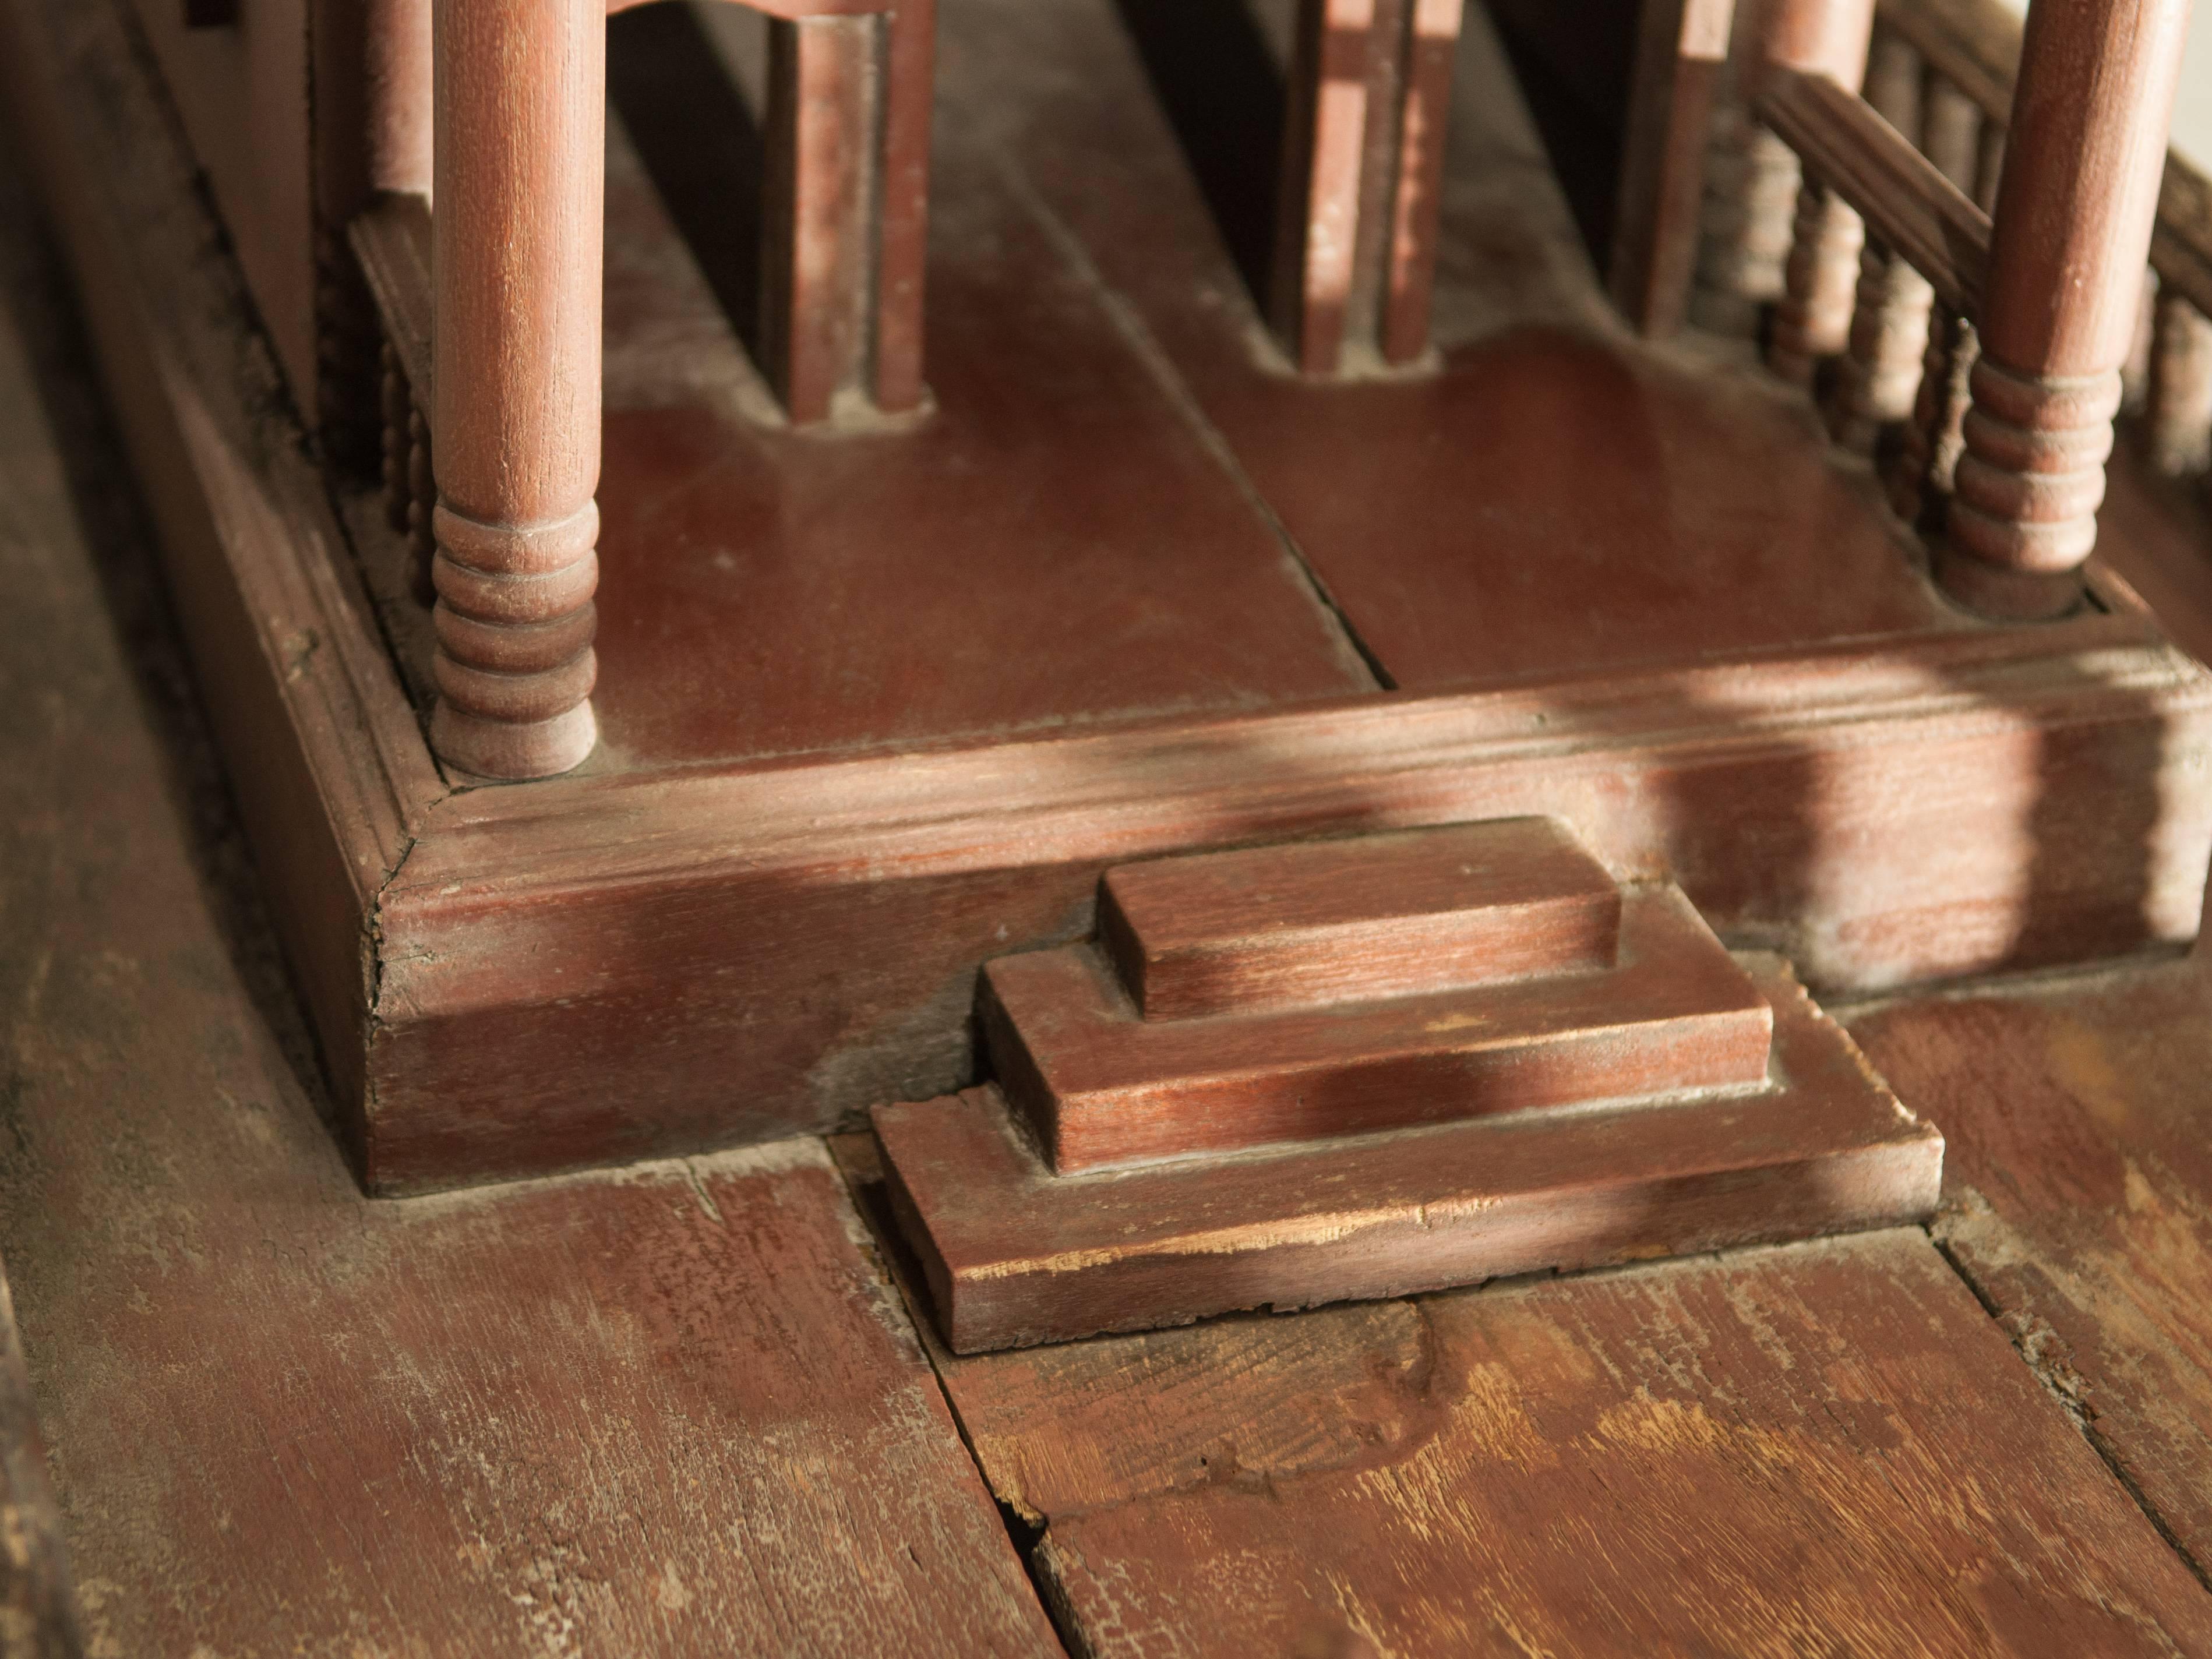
top-left (1826, 27), bottom-right (1934, 451)
top-left (2146, 287), bottom-right (2212, 477)
top-left (1938, 0), bottom-right (2193, 619)
top-left (1689, 0), bottom-right (1794, 335)
top-left (1762, 0), bottom-right (1875, 386)
top-left (428, 0), bottom-right (603, 778)
top-left (1888, 74), bottom-right (1989, 525)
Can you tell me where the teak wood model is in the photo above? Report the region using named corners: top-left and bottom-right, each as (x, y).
top-left (2, 0), bottom-right (2208, 1343)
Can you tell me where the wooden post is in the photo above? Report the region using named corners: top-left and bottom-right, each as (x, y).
top-left (429, 0), bottom-right (603, 779)
top-left (1273, 0), bottom-right (1462, 373)
top-left (1939, 0), bottom-right (2194, 619)
top-left (1611, 0), bottom-right (1737, 337)
top-left (1762, 0), bottom-right (1876, 386)
top-left (756, 0), bottom-right (932, 425)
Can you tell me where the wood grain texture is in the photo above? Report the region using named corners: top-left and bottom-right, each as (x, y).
top-left (877, 952), bottom-right (1939, 1351)
top-left (1939, 0), bottom-right (2192, 619)
top-left (1847, 954), bottom-right (2212, 1578)
top-left (857, 1193), bottom-right (2212, 1654)
top-left (428, 0), bottom-right (604, 777)
top-left (761, 12), bottom-right (879, 422)
top-left (1099, 818), bottom-right (1622, 1021)
top-left (987, 885), bottom-right (1772, 1172)
top-left (361, 619), bottom-right (2212, 1188)
top-left (0, 105), bottom-right (1063, 1648)
top-left (0, 0), bottom-right (443, 1141)
top-left (1877, 0), bottom-right (2212, 323)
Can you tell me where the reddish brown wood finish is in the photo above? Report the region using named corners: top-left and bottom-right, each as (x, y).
top-left (1099, 818), bottom-right (1621, 1021)
top-left (428, 0), bottom-right (603, 778)
top-left (1274, 0), bottom-right (1463, 371)
top-left (1761, 0), bottom-right (1876, 385)
top-left (1610, 0), bottom-right (1735, 336)
top-left (884, 1222), bottom-right (2212, 1654)
top-left (1890, 71), bottom-right (1991, 527)
top-left (1849, 957), bottom-right (2212, 1575)
top-left (1939, 0), bottom-right (2193, 619)
top-left (26, 0), bottom-right (2212, 1195)
top-left (760, 0), bottom-right (934, 422)
top-left (877, 952), bottom-right (1938, 1351)
top-left (989, 885), bottom-right (1772, 1173)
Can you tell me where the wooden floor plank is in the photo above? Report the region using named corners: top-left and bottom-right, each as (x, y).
top-left (844, 1110), bottom-right (2212, 1659)
top-left (1848, 955), bottom-right (2212, 1584)
top-left (0, 149), bottom-right (1061, 1657)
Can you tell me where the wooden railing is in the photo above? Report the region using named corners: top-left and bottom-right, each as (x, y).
top-left (1875, 0), bottom-right (2212, 486)
top-left (1648, 0), bottom-right (2197, 620)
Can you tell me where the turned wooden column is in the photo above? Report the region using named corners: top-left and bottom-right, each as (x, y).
top-left (1938, 0), bottom-right (2193, 619)
top-left (1761, 0), bottom-right (1876, 385)
top-left (429, 0), bottom-right (603, 779)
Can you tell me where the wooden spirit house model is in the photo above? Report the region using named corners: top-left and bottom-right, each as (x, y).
top-left (8, 0), bottom-right (2209, 1350)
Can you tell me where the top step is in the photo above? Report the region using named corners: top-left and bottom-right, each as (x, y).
top-left (1099, 818), bottom-right (1621, 1019)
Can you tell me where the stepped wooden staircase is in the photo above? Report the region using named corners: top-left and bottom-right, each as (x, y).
top-left (876, 820), bottom-right (1942, 1351)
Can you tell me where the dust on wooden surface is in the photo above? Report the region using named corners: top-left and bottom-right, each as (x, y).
top-left (1850, 958), bottom-right (2212, 1582)
top-left (0, 135), bottom-right (1059, 1656)
top-left (900, 1215), bottom-right (2212, 1657)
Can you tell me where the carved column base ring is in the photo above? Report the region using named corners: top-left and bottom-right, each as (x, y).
top-left (428, 499), bottom-right (601, 780)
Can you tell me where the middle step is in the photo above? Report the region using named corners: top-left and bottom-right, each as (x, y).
top-left (985, 881), bottom-right (1776, 1172)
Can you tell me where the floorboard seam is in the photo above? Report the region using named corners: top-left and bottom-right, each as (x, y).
top-left (990, 151), bottom-right (1396, 695)
top-left (824, 1135), bottom-right (1082, 1658)
top-left (1927, 1225), bottom-right (2212, 1598)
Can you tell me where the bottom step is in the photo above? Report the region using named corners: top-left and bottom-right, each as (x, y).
top-left (874, 955), bottom-right (1942, 1354)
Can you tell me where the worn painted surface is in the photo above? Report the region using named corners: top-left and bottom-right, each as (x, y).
top-left (888, 1215), bottom-right (2212, 1657)
top-left (0, 142), bottom-right (1059, 1656)
top-left (1850, 957), bottom-right (2212, 1582)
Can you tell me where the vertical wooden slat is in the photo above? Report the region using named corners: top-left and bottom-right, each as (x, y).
top-left (763, 13), bottom-right (879, 426)
top-left (428, 0), bottom-right (603, 779)
top-left (872, 0), bottom-right (934, 414)
top-left (1828, 27), bottom-right (1934, 450)
top-left (1611, 0), bottom-right (1736, 337)
top-left (1763, 0), bottom-right (1878, 386)
top-left (1939, 0), bottom-right (2195, 619)
top-left (1378, 0), bottom-right (1460, 362)
top-left (1275, 0), bottom-right (1381, 373)
top-left (1274, 0), bottom-right (1463, 372)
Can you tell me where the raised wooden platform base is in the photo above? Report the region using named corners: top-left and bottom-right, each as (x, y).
top-left (7, 0), bottom-right (2209, 1196)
